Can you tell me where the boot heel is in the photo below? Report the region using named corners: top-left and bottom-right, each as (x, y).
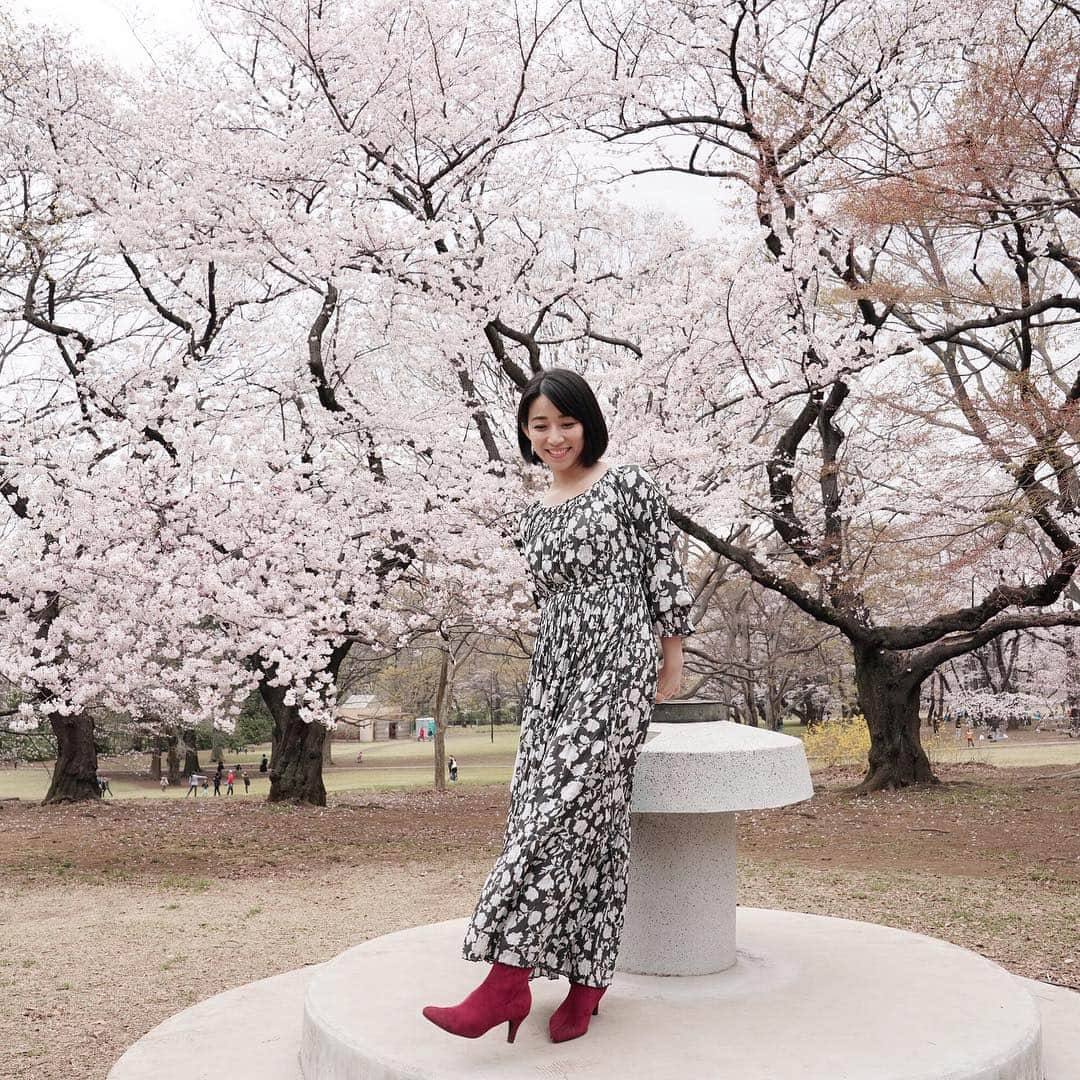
top-left (507, 1017), bottom-right (523, 1043)
top-left (592, 1005), bottom-right (600, 1016)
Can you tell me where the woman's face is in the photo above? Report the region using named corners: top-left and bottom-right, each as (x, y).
top-left (523, 394), bottom-right (585, 473)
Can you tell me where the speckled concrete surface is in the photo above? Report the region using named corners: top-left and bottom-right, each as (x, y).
top-left (630, 722), bottom-right (814, 814)
top-left (299, 912), bottom-right (1045, 1080)
top-left (620, 810), bottom-right (738, 974)
top-left (109, 911), bottom-right (1080, 1080)
top-left (620, 721), bottom-right (813, 975)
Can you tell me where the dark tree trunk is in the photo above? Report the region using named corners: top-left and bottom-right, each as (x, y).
top-left (924, 672), bottom-right (942, 733)
top-left (433, 650), bottom-right (450, 793)
top-left (790, 686), bottom-right (827, 728)
top-left (149, 746), bottom-right (162, 781)
top-left (322, 729), bottom-right (333, 767)
top-left (258, 642), bottom-right (352, 806)
top-left (42, 713), bottom-right (100, 804)
top-left (1063, 631), bottom-right (1080, 732)
top-left (166, 740), bottom-right (180, 785)
top-left (261, 682), bottom-right (327, 806)
top-left (182, 729), bottom-right (200, 776)
top-left (853, 645), bottom-right (939, 794)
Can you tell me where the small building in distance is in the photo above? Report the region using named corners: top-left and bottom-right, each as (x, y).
top-left (335, 694), bottom-right (407, 742)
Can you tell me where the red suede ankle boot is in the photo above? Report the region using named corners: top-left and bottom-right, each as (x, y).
top-left (422, 962), bottom-right (533, 1043)
top-left (548, 983), bottom-right (607, 1043)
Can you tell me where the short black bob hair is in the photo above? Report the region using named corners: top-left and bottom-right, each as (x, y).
top-left (516, 368), bottom-right (609, 467)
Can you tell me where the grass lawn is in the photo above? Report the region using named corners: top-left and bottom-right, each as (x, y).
top-left (928, 740), bottom-right (1080, 768)
top-left (0, 726), bottom-right (520, 801)
top-left (4, 723), bottom-right (1078, 802)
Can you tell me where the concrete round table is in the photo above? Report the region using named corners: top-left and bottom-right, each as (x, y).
top-left (619, 706), bottom-right (814, 976)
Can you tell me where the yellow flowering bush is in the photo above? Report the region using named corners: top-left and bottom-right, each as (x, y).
top-left (802, 715), bottom-right (961, 768)
top-left (801, 715), bottom-right (870, 767)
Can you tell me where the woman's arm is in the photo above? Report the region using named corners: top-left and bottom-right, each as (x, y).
top-left (657, 635), bottom-right (685, 703)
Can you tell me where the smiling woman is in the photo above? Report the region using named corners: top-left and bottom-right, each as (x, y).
top-left (423, 367), bottom-right (696, 1046)
top-left (515, 368), bottom-right (610, 497)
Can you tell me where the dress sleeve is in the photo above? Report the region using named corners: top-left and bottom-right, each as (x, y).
top-left (619, 464), bottom-right (696, 638)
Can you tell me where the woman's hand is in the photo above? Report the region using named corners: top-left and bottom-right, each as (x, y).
top-left (655, 639), bottom-right (684, 703)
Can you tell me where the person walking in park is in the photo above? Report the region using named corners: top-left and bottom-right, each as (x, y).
top-left (159, 775), bottom-right (169, 793)
top-left (241, 767), bottom-right (250, 794)
top-left (226, 767), bottom-right (235, 796)
top-left (447, 755), bottom-right (459, 784)
top-left (212, 770), bottom-right (222, 796)
top-left (186, 773), bottom-right (200, 798)
top-left (259, 754), bottom-right (269, 774)
top-left (423, 369), bottom-right (695, 1045)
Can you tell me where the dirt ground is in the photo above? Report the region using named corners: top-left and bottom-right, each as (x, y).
top-left (0, 762), bottom-right (1077, 1080)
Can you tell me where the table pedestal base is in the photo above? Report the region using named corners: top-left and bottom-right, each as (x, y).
top-left (620, 810), bottom-right (736, 974)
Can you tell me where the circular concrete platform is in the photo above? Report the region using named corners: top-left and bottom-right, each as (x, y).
top-left (299, 910), bottom-right (1044, 1080)
top-left (108, 911), bottom-right (1080, 1080)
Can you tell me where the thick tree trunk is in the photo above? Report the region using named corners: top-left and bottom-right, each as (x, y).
top-left (261, 683), bottom-right (327, 806)
top-left (322, 730), bottom-right (333, 767)
top-left (182, 729), bottom-right (200, 776)
top-left (149, 746), bottom-right (162, 781)
top-left (853, 646), bottom-right (939, 794)
top-left (42, 713), bottom-right (100, 804)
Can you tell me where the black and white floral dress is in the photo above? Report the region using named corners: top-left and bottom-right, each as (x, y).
top-left (461, 462), bottom-right (696, 988)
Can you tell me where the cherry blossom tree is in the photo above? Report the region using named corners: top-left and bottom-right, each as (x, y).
top-left (571, 0), bottom-right (1080, 790)
top-left (1, 1), bottom-right (611, 804)
top-left (7, 0), bottom-right (1077, 810)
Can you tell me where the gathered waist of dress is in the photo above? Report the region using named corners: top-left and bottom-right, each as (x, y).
top-left (540, 575), bottom-right (642, 600)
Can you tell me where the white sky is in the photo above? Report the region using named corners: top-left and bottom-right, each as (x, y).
top-left (14, 0), bottom-right (727, 236)
top-left (17, 0), bottom-right (201, 63)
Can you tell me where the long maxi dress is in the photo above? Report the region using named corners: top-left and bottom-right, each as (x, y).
top-left (461, 462), bottom-right (696, 988)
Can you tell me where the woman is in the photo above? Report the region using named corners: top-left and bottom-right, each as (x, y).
top-left (423, 368), bottom-right (695, 1045)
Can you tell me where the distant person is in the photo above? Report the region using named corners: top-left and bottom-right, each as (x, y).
top-left (186, 774), bottom-right (200, 798)
top-left (216, 760), bottom-right (225, 778)
top-left (213, 771), bottom-right (222, 796)
top-left (97, 776), bottom-right (113, 798)
top-left (448, 755), bottom-right (458, 784)
top-left (201, 777), bottom-right (209, 795)
top-left (159, 776), bottom-right (169, 792)
top-left (964, 726), bottom-right (975, 748)
top-left (241, 768), bottom-right (250, 794)
top-left (259, 754), bottom-right (269, 774)
top-left (226, 768), bottom-right (235, 796)
top-left (356, 751), bottom-right (364, 764)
